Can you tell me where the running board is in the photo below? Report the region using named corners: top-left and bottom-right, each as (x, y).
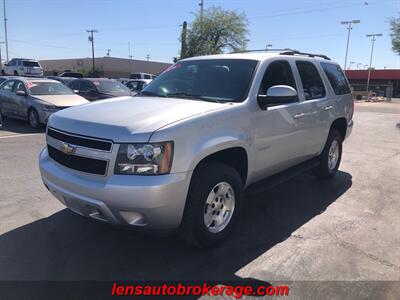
top-left (246, 157), bottom-right (320, 196)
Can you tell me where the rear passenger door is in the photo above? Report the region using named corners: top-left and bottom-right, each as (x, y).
top-left (293, 60), bottom-right (332, 155)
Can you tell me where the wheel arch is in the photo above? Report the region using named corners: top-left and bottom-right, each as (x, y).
top-left (330, 117), bottom-right (347, 141)
top-left (191, 143), bottom-right (249, 186)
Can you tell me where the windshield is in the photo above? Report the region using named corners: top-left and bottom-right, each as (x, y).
top-left (95, 80), bottom-right (130, 93)
top-left (141, 59), bottom-right (258, 102)
top-left (28, 81), bottom-right (74, 95)
top-left (23, 61), bottom-right (40, 67)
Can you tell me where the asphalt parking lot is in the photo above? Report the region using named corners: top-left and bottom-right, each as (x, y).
top-left (0, 101), bottom-right (399, 299)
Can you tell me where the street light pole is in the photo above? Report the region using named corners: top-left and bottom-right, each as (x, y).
top-left (199, 0), bottom-right (204, 24)
top-left (87, 29), bottom-right (98, 77)
top-left (366, 33), bottom-right (382, 93)
top-left (341, 20), bottom-right (360, 70)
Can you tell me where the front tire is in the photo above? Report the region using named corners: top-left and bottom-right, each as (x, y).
top-left (180, 162), bottom-right (244, 248)
top-left (312, 130), bottom-right (342, 179)
top-left (28, 109), bottom-right (40, 129)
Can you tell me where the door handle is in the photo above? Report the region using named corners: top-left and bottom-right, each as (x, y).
top-left (323, 105), bottom-right (333, 111)
top-left (293, 113), bottom-right (305, 119)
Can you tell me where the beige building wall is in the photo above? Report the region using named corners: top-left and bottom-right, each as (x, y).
top-left (40, 57), bottom-right (171, 78)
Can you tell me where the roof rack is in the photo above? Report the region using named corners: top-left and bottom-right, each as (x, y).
top-left (279, 50), bottom-right (331, 60)
top-left (231, 48), bottom-right (296, 54)
top-left (230, 48), bottom-right (330, 60)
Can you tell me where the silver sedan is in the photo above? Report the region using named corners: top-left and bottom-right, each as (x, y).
top-left (0, 78), bottom-right (89, 128)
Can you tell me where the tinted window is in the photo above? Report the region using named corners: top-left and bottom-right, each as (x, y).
top-left (80, 81), bottom-right (95, 92)
top-left (142, 59), bottom-right (258, 102)
top-left (23, 61), bottom-right (40, 67)
top-left (296, 61), bottom-right (326, 100)
top-left (321, 63), bottom-right (351, 95)
top-left (13, 81), bottom-right (26, 93)
top-left (127, 81), bottom-right (139, 90)
top-left (144, 74), bottom-right (151, 79)
top-left (130, 74), bottom-right (141, 79)
top-left (95, 80), bottom-right (130, 93)
top-left (69, 80), bottom-right (80, 90)
top-left (259, 60), bottom-right (296, 94)
top-left (2, 80), bottom-right (15, 91)
top-left (28, 81), bottom-right (74, 95)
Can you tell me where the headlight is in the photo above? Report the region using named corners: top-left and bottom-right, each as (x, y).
top-left (42, 105), bottom-right (59, 112)
top-left (114, 142), bottom-right (173, 175)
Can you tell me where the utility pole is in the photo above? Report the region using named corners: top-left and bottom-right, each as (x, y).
top-left (0, 41), bottom-right (4, 69)
top-left (180, 21), bottom-right (188, 59)
top-left (86, 29), bottom-right (98, 77)
top-left (146, 54), bottom-right (150, 61)
top-left (265, 44), bottom-right (272, 51)
top-left (366, 33), bottom-right (382, 93)
top-left (128, 41), bottom-right (133, 74)
top-left (340, 20), bottom-right (360, 70)
top-left (106, 49), bottom-right (111, 57)
top-left (199, 0), bottom-right (204, 24)
top-left (3, 0), bottom-right (9, 62)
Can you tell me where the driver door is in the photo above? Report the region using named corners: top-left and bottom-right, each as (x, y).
top-left (251, 60), bottom-right (311, 180)
top-left (11, 80), bottom-right (29, 118)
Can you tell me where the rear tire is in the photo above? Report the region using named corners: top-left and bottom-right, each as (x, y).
top-left (28, 108), bottom-right (40, 129)
top-left (180, 162), bottom-right (243, 248)
top-left (312, 130), bottom-right (342, 179)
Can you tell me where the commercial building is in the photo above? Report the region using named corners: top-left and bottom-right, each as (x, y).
top-left (345, 69), bottom-right (400, 98)
top-left (39, 57), bottom-right (172, 78)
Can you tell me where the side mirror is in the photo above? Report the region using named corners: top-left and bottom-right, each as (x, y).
top-left (16, 90), bottom-right (27, 96)
top-left (257, 85), bottom-right (297, 110)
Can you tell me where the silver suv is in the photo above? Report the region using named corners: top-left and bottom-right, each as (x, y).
top-left (39, 50), bottom-right (353, 247)
top-left (2, 58), bottom-right (44, 77)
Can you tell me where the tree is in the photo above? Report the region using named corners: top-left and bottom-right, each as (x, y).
top-left (182, 7), bottom-right (249, 58)
top-left (389, 17), bottom-right (400, 55)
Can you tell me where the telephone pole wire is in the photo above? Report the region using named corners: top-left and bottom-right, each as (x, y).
top-left (87, 29), bottom-right (98, 77)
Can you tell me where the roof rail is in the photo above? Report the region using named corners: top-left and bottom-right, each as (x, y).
top-left (229, 49), bottom-right (330, 60)
top-left (230, 48), bottom-right (296, 54)
top-left (279, 50), bottom-right (331, 60)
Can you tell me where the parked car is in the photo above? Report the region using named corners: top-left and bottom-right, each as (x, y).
top-left (1, 58), bottom-right (43, 77)
top-left (125, 79), bottom-right (152, 92)
top-left (68, 78), bottom-right (132, 101)
top-left (46, 76), bottom-right (76, 86)
top-left (59, 72), bottom-right (83, 78)
top-left (129, 72), bottom-right (156, 79)
top-left (0, 78), bottom-right (89, 128)
top-left (39, 50), bottom-right (353, 247)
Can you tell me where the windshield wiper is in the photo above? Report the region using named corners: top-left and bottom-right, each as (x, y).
top-left (165, 92), bottom-right (222, 103)
top-left (138, 91), bottom-right (166, 97)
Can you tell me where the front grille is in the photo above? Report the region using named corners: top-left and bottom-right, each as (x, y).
top-left (47, 128), bottom-right (112, 151)
top-left (48, 145), bottom-right (108, 175)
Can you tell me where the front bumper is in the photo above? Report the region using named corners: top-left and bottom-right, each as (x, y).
top-left (39, 148), bottom-right (192, 230)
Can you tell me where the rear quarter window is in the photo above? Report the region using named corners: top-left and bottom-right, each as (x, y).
top-left (321, 63), bottom-right (351, 95)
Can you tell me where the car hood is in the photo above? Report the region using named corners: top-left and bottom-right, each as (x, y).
top-left (48, 96), bottom-right (227, 142)
top-left (35, 94), bottom-right (89, 107)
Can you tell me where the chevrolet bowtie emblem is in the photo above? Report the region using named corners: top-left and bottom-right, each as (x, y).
top-left (61, 142), bottom-right (76, 155)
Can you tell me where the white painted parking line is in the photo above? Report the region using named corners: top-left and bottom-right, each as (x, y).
top-left (0, 133), bottom-right (43, 139)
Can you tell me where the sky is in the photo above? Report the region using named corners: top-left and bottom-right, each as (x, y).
top-left (1, 0), bottom-right (399, 69)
